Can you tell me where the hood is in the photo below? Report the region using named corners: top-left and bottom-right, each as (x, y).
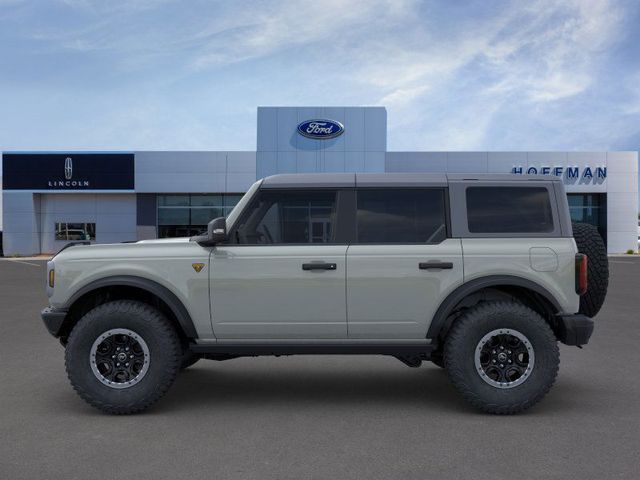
top-left (135, 237), bottom-right (191, 244)
top-left (52, 236), bottom-right (195, 261)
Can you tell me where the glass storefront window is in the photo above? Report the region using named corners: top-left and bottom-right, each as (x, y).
top-left (158, 226), bottom-right (206, 238)
top-left (190, 194), bottom-right (223, 206)
top-left (191, 208), bottom-right (223, 225)
top-left (224, 194), bottom-right (243, 206)
top-left (55, 223), bottom-right (96, 241)
top-left (158, 195), bottom-right (189, 206)
top-left (157, 193), bottom-right (242, 238)
top-left (158, 208), bottom-right (190, 226)
top-left (567, 193), bottom-right (607, 244)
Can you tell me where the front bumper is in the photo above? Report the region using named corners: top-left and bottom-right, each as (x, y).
top-left (556, 313), bottom-right (594, 346)
top-left (41, 307), bottom-right (68, 337)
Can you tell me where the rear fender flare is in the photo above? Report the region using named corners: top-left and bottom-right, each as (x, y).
top-left (426, 275), bottom-right (561, 340)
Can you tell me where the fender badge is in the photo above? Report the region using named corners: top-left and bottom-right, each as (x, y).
top-left (192, 263), bottom-right (205, 273)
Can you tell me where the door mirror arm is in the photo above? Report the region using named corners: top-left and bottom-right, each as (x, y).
top-left (190, 217), bottom-right (227, 247)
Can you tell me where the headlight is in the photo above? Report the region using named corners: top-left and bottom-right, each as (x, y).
top-left (48, 268), bottom-right (55, 288)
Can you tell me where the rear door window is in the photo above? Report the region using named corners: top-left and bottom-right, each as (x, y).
top-left (356, 188), bottom-right (447, 243)
top-left (466, 187), bottom-right (554, 233)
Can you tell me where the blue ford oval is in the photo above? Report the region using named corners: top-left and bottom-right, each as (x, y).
top-left (297, 119), bottom-right (344, 139)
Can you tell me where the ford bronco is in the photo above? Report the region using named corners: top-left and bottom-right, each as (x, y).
top-left (41, 173), bottom-right (608, 414)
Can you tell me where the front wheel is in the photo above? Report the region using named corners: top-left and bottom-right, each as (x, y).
top-left (180, 349), bottom-right (201, 370)
top-left (444, 301), bottom-right (559, 414)
top-left (65, 300), bottom-right (182, 414)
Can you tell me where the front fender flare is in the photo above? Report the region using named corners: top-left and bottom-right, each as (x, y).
top-left (64, 275), bottom-right (198, 338)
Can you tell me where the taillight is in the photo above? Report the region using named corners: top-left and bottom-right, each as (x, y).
top-left (575, 254), bottom-right (587, 295)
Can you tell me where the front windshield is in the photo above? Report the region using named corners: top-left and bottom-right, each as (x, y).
top-left (225, 180), bottom-right (262, 230)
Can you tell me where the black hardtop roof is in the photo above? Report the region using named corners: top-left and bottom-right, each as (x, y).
top-left (261, 172), bottom-right (560, 188)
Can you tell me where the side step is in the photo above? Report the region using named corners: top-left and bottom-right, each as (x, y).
top-left (190, 342), bottom-right (436, 358)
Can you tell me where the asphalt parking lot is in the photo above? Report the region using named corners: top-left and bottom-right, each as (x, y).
top-left (1, 257), bottom-right (640, 480)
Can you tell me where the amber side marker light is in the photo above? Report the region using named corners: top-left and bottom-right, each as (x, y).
top-left (575, 254), bottom-right (587, 295)
top-left (48, 269), bottom-right (55, 288)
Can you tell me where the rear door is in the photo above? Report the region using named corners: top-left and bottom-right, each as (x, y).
top-left (346, 187), bottom-right (464, 339)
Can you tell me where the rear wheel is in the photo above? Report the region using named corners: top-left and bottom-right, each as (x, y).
top-left (430, 350), bottom-right (445, 368)
top-left (444, 301), bottom-right (559, 414)
top-left (65, 300), bottom-right (182, 414)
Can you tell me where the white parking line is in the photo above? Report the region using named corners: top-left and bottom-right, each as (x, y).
top-left (1, 259), bottom-right (43, 267)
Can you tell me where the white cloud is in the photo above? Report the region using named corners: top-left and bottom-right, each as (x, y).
top-left (378, 85), bottom-right (430, 108)
top-left (380, 0), bottom-right (628, 149)
top-left (189, 0), bottom-right (417, 69)
top-left (481, 0), bottom-right (622, 103)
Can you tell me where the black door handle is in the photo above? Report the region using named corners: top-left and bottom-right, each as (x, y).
top-left (302, 262), bottom-right (337, 271)
top-left (419, 261), bottom-right (453, 270)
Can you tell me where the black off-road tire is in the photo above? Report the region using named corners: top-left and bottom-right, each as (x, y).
top-left (572, 222), bottom-right (609, 317)
top-left (444, 301), bottom-right (559, 414)
top-left (430, 350), bottom-right (445, 368)
top-left (65, 300), bottom-right (182, 414)
top-left (180, 350), bottom-right (201, 370)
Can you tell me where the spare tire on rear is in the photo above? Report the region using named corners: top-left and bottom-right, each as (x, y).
top-left (572, 222), bottom-right (608, 317)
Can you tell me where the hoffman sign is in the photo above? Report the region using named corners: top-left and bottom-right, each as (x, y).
top-left (297, 119), bottom-right (345, 139)
top-left (2, 153), bottom-right (135, 190)
top-left (512, 165), bottom-right (607, 184)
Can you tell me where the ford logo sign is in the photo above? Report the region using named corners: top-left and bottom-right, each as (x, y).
top-left (297, 119), bottom-right (344, 139)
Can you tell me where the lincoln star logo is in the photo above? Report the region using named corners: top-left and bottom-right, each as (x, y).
top-left (192, 263), bottom-right (205, 273)
top-left (47, 155), bottom-right (90, 188)
top-left (297, 119), bottom-right (344, 139)
top-left (64, 157), bottom-right (73, 180)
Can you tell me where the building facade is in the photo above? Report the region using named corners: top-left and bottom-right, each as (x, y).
top-left (1, 106), bottom-right (637, 256)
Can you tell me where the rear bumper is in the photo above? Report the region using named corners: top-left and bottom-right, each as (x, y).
top-left (556, 313), bottom-right (594, 346)
top-left (41, 307), bottom-right (68, 337)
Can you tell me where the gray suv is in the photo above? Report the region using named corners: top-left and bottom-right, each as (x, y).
top-left (41, 173), bottom-right (608, 414)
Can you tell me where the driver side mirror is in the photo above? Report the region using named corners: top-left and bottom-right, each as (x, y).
top-left (191, 217), bottom-right (227, 247)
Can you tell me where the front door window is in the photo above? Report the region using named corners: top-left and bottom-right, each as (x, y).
top-left (233, 190), bottom-right (337, 244)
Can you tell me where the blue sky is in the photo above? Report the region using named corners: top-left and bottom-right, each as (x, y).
top-left (1, 0), bottom-right (639, 152)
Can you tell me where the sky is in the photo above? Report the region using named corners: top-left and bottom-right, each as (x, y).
top-left (0, 0), bottom-right (639, 152)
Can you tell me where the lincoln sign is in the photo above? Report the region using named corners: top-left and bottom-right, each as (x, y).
top-left (2, 153), bottom-right (135, 190)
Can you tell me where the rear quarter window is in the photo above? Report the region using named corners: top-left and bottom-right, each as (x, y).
top-left (466, 186), bottom-right (554, 233)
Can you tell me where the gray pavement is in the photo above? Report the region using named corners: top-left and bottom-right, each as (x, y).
top-left (1, 257), bottom-right (640, 479)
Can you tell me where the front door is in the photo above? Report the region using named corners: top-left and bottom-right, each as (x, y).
top-left (210, 188), bottom-right (348, 339)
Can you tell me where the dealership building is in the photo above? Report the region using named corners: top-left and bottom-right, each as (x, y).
top-left (1, 106), bottom-right (638, 256)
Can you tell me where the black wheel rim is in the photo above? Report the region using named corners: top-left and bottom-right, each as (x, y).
top-left (474, 329), bottom-right (535, 389)
top-left (90, 329), bottom-right (150, 389)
